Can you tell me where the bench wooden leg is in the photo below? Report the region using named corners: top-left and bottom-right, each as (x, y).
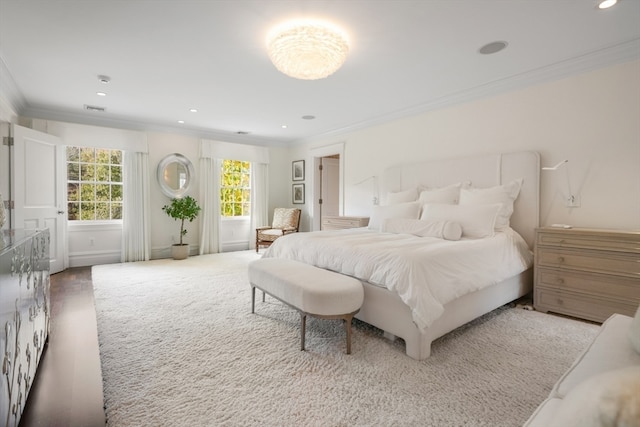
top-left (344, 315), bottom-right (353, 355)
top-left (300, 313), bottom-right (306, 351)
top-left (251, 286), bottom-right (256, 313)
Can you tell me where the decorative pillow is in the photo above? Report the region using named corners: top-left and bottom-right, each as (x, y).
top-left (551, 366), bottom-right (640, 427)
top-left (629, 305), bottom-right (640, 355)
top-left (386, 188), bottom-right (418, 205)
top-left (382, 218), bottom-right (462, 240)
top-left (418, 183), bottom-right (462, 205)
top-left (420, 203), bottom-right (501, 239)
top-left (459, 178), bottom-right (523, 230)
top-left (368, 202), bottom-right (421, 231)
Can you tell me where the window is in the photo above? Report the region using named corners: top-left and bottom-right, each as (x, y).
top-left (220, 160), bottom-right (251, 217)
top-left (66, 146), bottom-right (123, 220)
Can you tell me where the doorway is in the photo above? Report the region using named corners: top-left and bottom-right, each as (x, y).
top-left (319, 155), bottom-right (340, 228)
top-left (310, 142), bottom-right (344, 231)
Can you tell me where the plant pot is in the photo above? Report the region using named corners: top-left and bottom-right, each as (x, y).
top-left (171, 244), bottom-right (190, 260)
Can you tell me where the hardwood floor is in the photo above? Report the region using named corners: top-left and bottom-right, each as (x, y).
top-left (19, 267), bottom-right (106, 427)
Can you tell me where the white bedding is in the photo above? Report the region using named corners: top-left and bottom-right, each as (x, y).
top-left (262, 227), bottom-right (533, 331)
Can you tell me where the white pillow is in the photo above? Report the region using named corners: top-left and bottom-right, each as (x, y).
top-left (629, 305), bottom-right (640, 355)
top-left (383, 218), bottom-right (462, 240)
top-left (420, 203), bottom-right (500, 239)
top-left (418, 183), bottom-right (462, 204)
top-left (459, 178), bottom-right (523, 230)
top-left (368, 202), bottom-right (421, 231)
top-left (551, 366), bottom-right (640, 427)
top-left (386, 188), bottom-right (418, 205)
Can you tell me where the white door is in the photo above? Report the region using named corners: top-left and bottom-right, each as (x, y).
top-left (320, 157), bottom-right (340, 222)
top-left (12, 124), bottom-right (67, 273)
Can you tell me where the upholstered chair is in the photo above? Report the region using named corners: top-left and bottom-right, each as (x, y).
top-left (256, 208), bottom-right (301, 252)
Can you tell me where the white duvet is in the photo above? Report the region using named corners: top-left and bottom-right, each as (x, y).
top-left (262, 227), bottom-right (533, 331)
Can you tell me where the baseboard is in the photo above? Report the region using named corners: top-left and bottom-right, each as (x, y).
top-left (69, 250), bottom-right (121, 267)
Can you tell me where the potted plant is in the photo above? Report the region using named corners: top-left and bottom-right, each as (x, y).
top-left (162, 195), bottom-right (201, 260)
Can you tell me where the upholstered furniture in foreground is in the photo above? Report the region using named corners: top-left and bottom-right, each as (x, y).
top-left (248, 258), bottom-right (364, 354)
top-left (524, 306), bottom-right (640, 427)
top-left (255, 208), bottom-right (301, 252)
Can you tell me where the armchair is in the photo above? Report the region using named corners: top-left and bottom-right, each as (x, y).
top-left (256, 208), bottom-right (301, 252)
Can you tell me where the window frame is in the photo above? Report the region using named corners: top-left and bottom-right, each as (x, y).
top-left (65, 146), bottom-right (124, 222)
top-left (219, 159), bottom-right (251, 218)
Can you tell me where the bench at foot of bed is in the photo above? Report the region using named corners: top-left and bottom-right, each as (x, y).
top-left (248, 258), bottom-right (364, 354)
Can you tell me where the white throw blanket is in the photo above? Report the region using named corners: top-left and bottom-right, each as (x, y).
top-left (263, 227), bottom-right (533, 331)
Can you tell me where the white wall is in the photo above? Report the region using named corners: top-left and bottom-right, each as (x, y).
top-left (146, 132), bottom-right (201, 259)
top-left (290, 60), bottom-right (640, 232)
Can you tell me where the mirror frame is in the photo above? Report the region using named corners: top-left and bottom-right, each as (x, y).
top-left (157, 153), bottom-right (195, 199)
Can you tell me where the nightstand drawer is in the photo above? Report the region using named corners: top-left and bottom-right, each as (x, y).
top-left (322, 216), bottom-right (369, 230)
top-left (536, 248), bottom-right (640, 278)
top-left (536, 268), bottom-right (640, 301)
top-left (534, 288), bottom-right (638, 322)
top-left (536, 230), bottom-right (640, 253)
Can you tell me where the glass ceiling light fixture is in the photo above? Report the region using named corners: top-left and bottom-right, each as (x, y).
top-left (266, 19), bottom-right (349, 80)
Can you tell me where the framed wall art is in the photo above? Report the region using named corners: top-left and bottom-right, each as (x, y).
top-left (292, 183), bottom-right (305, 204)
top-left (292, 160), bottom-right (305, 181)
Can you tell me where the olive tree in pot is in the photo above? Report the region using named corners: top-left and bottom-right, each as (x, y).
top-left (162, 195), bottom-right (201, 260)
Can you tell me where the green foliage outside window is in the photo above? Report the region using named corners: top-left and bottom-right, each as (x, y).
top-left (220, 160), bottom-right (251, 217)
top-left (67, 146), bottom-right (123, 220)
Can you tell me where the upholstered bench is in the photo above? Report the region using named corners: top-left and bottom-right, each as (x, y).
top-left (248, 258), bottom-right (364, 354)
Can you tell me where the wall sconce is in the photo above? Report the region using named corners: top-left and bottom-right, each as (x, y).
top-left (354, 175), bottom-right (379, 205)
top-left (542, 160), bottom-right (580, 208)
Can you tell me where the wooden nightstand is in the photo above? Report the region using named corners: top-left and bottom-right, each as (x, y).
top-left (534, 227), bottom-right (640, 322)
top-left (321, 216), bottom-right (369, 230)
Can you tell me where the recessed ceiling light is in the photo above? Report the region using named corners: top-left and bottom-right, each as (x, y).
top-left (597, 0), bottom-right (617, 9)
top-left (177, 120), bottom-right (185, 124)
top-left (281, 125), bottom-right (288, 129)
top-left (478, 41), bottom-right (508, 55)
top-left (189, 108), bottom-right (198, 113)
top-left (97, 75), bottom-right (111, 84)
top-left (96, 92), bottom-right (106, 96)
top-left (302, 115), bottom-right (315, 120)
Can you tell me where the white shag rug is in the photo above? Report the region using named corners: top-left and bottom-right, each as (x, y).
top-left (92, 251), bottom-right (599, 427)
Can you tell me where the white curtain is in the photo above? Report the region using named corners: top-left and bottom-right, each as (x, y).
top-left (121, 151), bottom-right (150, 262)
top-left (199, 157), bottom-right (221, 255)
top-left (249, 162), bottom-right (269, 250)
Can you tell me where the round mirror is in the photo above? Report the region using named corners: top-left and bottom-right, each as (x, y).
top-left (157, 153), bottom-right (195, 198)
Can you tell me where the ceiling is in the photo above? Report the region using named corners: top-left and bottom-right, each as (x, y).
top-left (0, 0), bottom-right (638, 146)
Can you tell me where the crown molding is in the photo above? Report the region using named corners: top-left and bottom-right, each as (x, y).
top-left (295, 38), bottom-right (640, 145)
top-left (0, 55), bottom-right (27, 118)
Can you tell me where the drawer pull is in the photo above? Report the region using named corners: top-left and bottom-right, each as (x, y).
top-left (557, 298), bottom-right (564, 306)
top-left (556, 278), bottom-right (565, 285)
top-left (560, 239), bottom-right (566, 244)
top-left (557, 256), bottom-right (565, 263)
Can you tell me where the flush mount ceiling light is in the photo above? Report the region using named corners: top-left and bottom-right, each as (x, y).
top-left (266, 19), bottom-right (349, 80)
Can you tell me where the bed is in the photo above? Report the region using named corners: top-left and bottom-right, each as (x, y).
top-left (264, 151), bottom-right (540, 360)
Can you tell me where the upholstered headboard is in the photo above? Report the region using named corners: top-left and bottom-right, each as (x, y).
top-left (381, 151), bottom-right (540, 248)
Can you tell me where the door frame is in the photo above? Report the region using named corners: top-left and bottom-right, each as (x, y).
top-left (310, 142), bottom-right (344, 231)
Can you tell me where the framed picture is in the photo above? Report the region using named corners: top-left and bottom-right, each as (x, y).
top-left (292, 183), bottom-right (305, 204)
top-left (292, 160), bottom-right (305, 181)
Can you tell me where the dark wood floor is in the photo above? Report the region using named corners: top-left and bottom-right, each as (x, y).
top-left (19, 267), bottom-right (106, 427)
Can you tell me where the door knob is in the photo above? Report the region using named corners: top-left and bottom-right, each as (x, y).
top-left (57, 210), bottom-right (65, 215)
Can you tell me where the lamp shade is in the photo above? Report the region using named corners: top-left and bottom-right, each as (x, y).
top-left (267, 20), bottom-right (349, 80)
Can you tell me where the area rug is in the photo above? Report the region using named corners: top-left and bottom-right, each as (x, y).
top-left (92, 251), bottom-right (599, 427)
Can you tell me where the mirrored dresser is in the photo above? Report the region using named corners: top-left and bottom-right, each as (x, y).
top-left (0, 229), bottom-right (50, 427)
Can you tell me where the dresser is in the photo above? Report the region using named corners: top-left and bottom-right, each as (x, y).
top-left (321, 216), bottom-right (369, 230)
top-left (0, 229), bottom-right (50, 427)
top-left (534, 227), bottom-right (640, 323)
